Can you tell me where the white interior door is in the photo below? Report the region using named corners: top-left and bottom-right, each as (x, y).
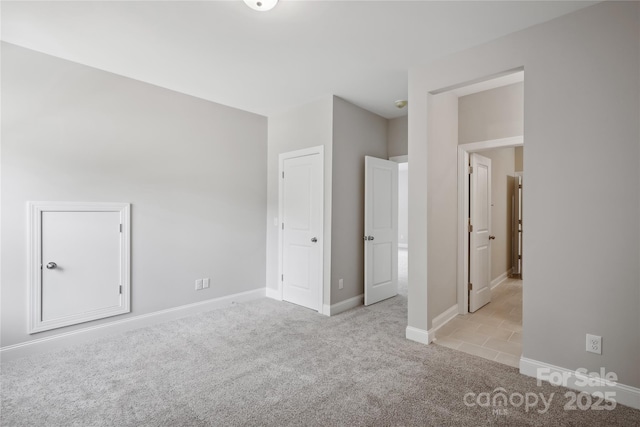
top-left (469, 153), bottom-right (492, 312)
top-left (364, 156), bottom-right (398, 306)
top-left (42, 211), bottom-right (122, 321)
top-left (29, 202), bottom-right (130, 333)
top-left (281, 152), bottom-right (323, 311)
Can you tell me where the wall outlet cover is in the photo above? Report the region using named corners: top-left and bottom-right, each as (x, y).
top-left (203, 278), bottom-right (210, 289)
top-left (195, 279), bottom-right (203, 291)
top-left (586, 334), bottom-right (602, 355)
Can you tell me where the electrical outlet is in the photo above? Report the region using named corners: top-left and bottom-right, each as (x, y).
top-left (586, 334), bottom-right (602, 355)
top-left (203, 278), bottom-right (210, 289)
top-left (195, 279), bottom-right (203, 291)
top-left (338, 279), bottom-right (344, 290)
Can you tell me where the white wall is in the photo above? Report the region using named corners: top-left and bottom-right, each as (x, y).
top-left (387, 116), bottom-right (408, 157)
top-left (331, 96), bottom-right (388, 304)
top-left (266, 97), bottom-right (334, 305)
top-left (1, 43), bottom-right (268, 347)
top-left (408, 1), bottom-right (639, 388)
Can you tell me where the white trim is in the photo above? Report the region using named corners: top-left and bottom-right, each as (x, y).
top-left (328, 294), bottom-right (363, 316)
top-left (457, 136), bottom-right (524, 315)
top-left (389, 155), bottom-right (408, 163)
top-left (398, 243), bottom-right (408, 249)
top-left (490, 270), bottom-right (510, 290)
top-left (430, 304), bottom-right (459, 333)
top-left (265, 288), bottom-right (281, 300)
top-left (28, 201), bottom-right (131, 334)
top-left (405, 326), bottom-right (432, 345)
top-left (278, 146), bottom-right (325, 313)
top-left (1, 288), bottom-right (266, 362)
top-left (520, 357), bottom-right (640, 410)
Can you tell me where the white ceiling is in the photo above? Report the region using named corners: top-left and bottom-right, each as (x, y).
top-left (1, 1), bottom-right (596, 119)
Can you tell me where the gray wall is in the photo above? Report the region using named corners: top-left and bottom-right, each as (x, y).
top-left (387, 116), bottom-right (408, 157)
top-left (266, 97), bottom-right (334, 304)
top-left (331, 96), bottom-right (388, 304)
top-left (408, 1), bottom-right (639, 388)
top-left (1, 43), bottom-right (268, 347)
top-left (458, 82), bottom-right (524, 144)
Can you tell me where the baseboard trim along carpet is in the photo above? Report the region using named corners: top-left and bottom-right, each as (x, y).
top-left (265, 288), bottom-right (280, 300)
top-left (322, 294), bottom-right (363, 316)
top-left (405, 325), bottom-right (431, 344)
top-left (0, 288), bottom-right (266, 362)
top-left (520, 357), bottom-right (640, 410)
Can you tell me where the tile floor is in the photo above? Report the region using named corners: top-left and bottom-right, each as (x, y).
top-left (434, 277), bottom-right (523, 368)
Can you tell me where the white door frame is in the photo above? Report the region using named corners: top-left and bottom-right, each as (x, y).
top-left (457, 136), bottom-right (523, 314)
top-left (278, 145), bottom-right (325, 312)
top-left (28, 201), bottom-right (131, 333)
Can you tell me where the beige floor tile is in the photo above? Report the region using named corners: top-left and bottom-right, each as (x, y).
top-left (458, 342), bottom-right (499, 360)
top-left (435, 324), bottom-right (458, 338)
top-left (483, 337), bottom-right (522, 357)
top-left (475, 324), bottom-right (514, 341)
top-left (509, 332), bottom-right (522, 343)
top-left (499, 320), bottom-right (523, 333)
top-left (450, 329), bottom-right (490, 346)
top-left (495, 352), bottom-right (520, 368)
top-left (466, 313), bottom-right (504, 327)
top-left (434, 336), bottom-right (463, 350)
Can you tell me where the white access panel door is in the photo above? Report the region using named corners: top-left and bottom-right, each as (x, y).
top-left (282, 153), bottom-right (323, 311)
top-left (29, 202), bottom-right (131, 333)
top-left (364, 156), bottom-right (398, 306)
top-left (469, 153), bottom-right (492, 312)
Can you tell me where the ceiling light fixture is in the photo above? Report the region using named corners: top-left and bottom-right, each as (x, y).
top-left (244, 0), bottom-right (278, 11)
top-left (395, 100), bottom-right (408, 109)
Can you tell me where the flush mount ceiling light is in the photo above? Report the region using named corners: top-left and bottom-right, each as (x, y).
top-left (395, 100), bottom-right (408, 109)
top-left (244, 0), bottom-right (278, 11)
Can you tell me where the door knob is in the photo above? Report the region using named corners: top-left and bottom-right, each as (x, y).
top-left (363, 235), bottom-right (374, 241)
top-left (311, 237), bottom-right (317, 243)
top-left (46, 262), bottom-right (58, 269)
top-left (489, 235), bottom-right (496, 240)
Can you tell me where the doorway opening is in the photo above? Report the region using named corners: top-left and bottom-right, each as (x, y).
top-left (431, 70), bottom-right (525, 368)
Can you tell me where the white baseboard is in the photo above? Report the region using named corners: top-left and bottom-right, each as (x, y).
top-left (491, 270), bottom-right (510, 289)
top-left (406, 326), bottom-right (432, 345)
top-left (265, 288), bottom-right (281, 300)
top-left (427, 304), bottom-right (459, 339)
top-left (1, 288), bottom-right (266, 362)
top-left (323, 294), bottom-right (363, 316)
top-left (520, 357), bottom-right (640, 410)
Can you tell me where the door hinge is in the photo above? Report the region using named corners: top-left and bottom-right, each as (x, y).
top-left (468, 165), bottom-right (473, 174)
top-left (468, 283), bottom-right (473, 291)
top-left (468, 219), bottom-right (473, 233)
top-left (119, 223), bottom-right (123, 233)
top-left (282, 223), bottom-right (284, 230)
top-left (281, 274), bottom-right (284, 281)
top-left (282, 171), bottom-right (284, 179)
top-left (119, 285), bottom-right (123, 294)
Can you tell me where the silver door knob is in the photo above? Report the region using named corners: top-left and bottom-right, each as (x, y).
top-left (46, 262), bottom-right (58, 269)
top-left (369, 236), bottom-right (374, 241)
top-left (311, 237), bottom-right (317, 243)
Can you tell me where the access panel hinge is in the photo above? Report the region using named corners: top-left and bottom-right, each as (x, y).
top-left (119, 285), bottom-right (123, 294)
top-left (468, 219), bottom-right (473, 233)
top-left (468, 283), bottom-right (473, 291)
top-left (468, 165), bottom-right (473, 174)
top-left (119, 223), bottom-right (122, 233)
